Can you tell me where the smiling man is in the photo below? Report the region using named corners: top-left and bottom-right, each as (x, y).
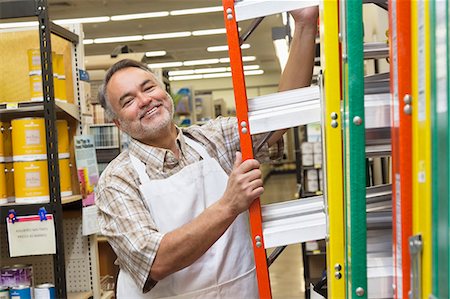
top-left (95, 6), bottom-right (318, 299)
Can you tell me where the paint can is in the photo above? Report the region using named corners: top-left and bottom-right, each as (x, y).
top-left (13, 160), bottom-right (49, 204)
top-left (59, 158), bottom-right (72, 197)
top-left (0, 163), bottom-right (6, 204)
top-left (56, 119), bottom-right (70, 158)
top-left (9, 285), bottom-right (31, 299)
top-left (0, 286), bottom-right (8, 299)
top-left (11, 118), bottom-right (46, 161)
top-left (34, 283), bottom-right (55, 299)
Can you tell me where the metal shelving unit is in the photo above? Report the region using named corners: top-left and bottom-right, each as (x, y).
top-left (0, 1), bottom-right (99, 297)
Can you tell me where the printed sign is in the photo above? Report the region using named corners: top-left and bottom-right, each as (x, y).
top-left (7, 214), bottom-right (56, 257)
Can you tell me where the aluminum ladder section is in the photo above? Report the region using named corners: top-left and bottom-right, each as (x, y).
top-left (222, 1), bottom-right (321, 297)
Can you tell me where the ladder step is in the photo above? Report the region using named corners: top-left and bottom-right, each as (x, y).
top-left (234, 0), bottom-right (319, 22)
top-left (365, 93), bottom-right (390, 129)
top-left (366, 144), bottom-right (392, 157)
top-left (367, 229), bottom-right (394, 299)
top-left (247, 86), bottom-right (320, 135)
top-left (364, 42), bottom-right (389, 59)
top-left (261, 196), bottom-right (326, 248)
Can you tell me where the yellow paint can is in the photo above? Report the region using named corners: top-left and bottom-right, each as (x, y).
top-left (27, 49), bottom-right (41, 75)
top-left (59, 158), bottom-right (72, 197)
top-left (5, 162), bottom-right (14, 202)
top-left (12, 118), bottom-right (47, 161)
top-left (13, 160), bottom-right (49, 204)
top-left (0, 163), bottom-right (7, 204)
top-left (57, 120), bottom-right (70, 158)
top-left (2, 122), bottom-right (13, 161)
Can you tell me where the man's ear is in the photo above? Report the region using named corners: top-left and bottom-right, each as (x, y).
top-left (113, 119), bottom-right (121, 130)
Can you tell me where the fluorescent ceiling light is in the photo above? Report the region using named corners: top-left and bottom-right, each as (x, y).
top-left (219, 56), bottom-right (256, 63)
top-left (0, 6), bottom-right (223, 29)
top-left (169, 69), bottom-right (264, 81)
top-left (170, 74), bottom-right (203, 81)
top-left (183, 58), bottom-right (220, 66)
top-left (83, 39), bottom-right (94, 45)
top-left (169, 65), bottom-right (259, 76)
top-left (0, 21), bottom-right (37, 29)
top-left (148, 57), bottom-right (257, 70)
top-left (145, 51), bottom-right (167, 57)
top-left (94, 35), bottom-right (143, 44)
top-left (194, 67), bottom-right (228, 74)
top-left (225, 65), bottom-right (260, 72)
top-left (54, 16), bottom-right (110, 25)
top-left (203, 72), bottom-right (232, 79)
top-left (192, 28), bottom-right (226, 36)
top-left (170, 6), bottom-right (223, 16)
top-left (244, 70), bottom-right (264, 75)
top-left (207, 44), bottom-right (251, 52)
top-left (149, 62), bottom-right (183, 68)
top-left (273, 39), bottom-right (289, 71)
top-left (144, 31), bottom-right (191, 40)
top-left (168, 70), bottom-right (196, 76)
top-left (111, 11), bottom-right (169, 21)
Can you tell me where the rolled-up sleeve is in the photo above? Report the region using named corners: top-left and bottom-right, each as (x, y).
top-left (96, 162), bottom-right (164, 293)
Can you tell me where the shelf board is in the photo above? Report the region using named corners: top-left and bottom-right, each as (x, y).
top-left (0, 195), bottom-right (81, 208)
top-left (89, 123), bottom-right (116, 127)
top-left (68, 291), bottom-right (93, 299)
top-left (0, 100), bottom-right (80, 121)
top-left (62, 195), bottom-right (82, 205)
top-left (96, 145), bottom-right (120, 150)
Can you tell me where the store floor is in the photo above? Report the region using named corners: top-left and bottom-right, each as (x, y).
top-left (260, 173), bottom-right (306, 299)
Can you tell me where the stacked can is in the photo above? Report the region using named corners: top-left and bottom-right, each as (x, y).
top-left (11, 118), bottom-right (72, 204)
top-left (54, 54), bottom-right (67, 103)
top-left (0, 264), bottom-right (33, 299)
top-left (34, 283), bottom-right (55, 299)
top-left (0, 122), bottom-right (14, 205)
top-left (27, 49), bottom-right (64, 102)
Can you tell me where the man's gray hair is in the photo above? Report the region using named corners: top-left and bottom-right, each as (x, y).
top-left (97, 59), bottom-right (158, 120)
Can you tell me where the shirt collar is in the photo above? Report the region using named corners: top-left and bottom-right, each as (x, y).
top-left (128, 126), bottom-right (187, 171)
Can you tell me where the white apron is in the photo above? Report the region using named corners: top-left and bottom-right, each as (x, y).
top-left (117, 137), bottom-right (258, 299)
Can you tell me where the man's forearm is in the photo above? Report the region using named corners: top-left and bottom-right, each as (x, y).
top-left (268, 14), bottom-right (318, 147)
top-left (149, 199), bottom-right (236, 281)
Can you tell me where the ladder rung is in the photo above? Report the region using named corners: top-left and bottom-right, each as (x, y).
top-left (364, 42), bottom-right (389, 59)
top-left (365, 144), bottom-right (391, 157)
top-left (247, 86), bottom-right (321, 135)
top-left (367, 253), bottom-right (394, 299)
top-left (261, 196), bottom-right (326, 248)
top-left (234, 0), bottom-right (319, 22)
top-left (365, 93), bottom-right (390, 129)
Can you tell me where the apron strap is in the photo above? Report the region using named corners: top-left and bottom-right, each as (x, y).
top-left (129, 136), bottom-right (210, 184)
top-left (129, 153), bottom-right (151, 185)
top-left (184, 136), bottom-right (211, 160)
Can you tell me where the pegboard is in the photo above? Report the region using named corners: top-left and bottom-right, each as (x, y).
top-left (0, 216), bottom-right (95, 293)
top-left (64, 216), bottom-right (93, 292)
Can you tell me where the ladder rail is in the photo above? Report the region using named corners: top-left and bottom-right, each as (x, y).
top-left (222, 1), bottom-right (272, 297)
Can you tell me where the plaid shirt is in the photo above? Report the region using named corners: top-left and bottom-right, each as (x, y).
top-left (95, 116), bottom-right (283, 292)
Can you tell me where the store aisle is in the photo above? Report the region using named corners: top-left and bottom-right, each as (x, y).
top-left (261, 173), bottom-right (306, 299)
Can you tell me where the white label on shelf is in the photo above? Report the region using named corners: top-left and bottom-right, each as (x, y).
top-left (25, 171), bottom-right (41, 187)
top-left (6, 214), bottom-right (56, 257)
top-left (391, 0), bottom-right (400, 126)
top-left (25, 129), bottom-right (41, 145)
